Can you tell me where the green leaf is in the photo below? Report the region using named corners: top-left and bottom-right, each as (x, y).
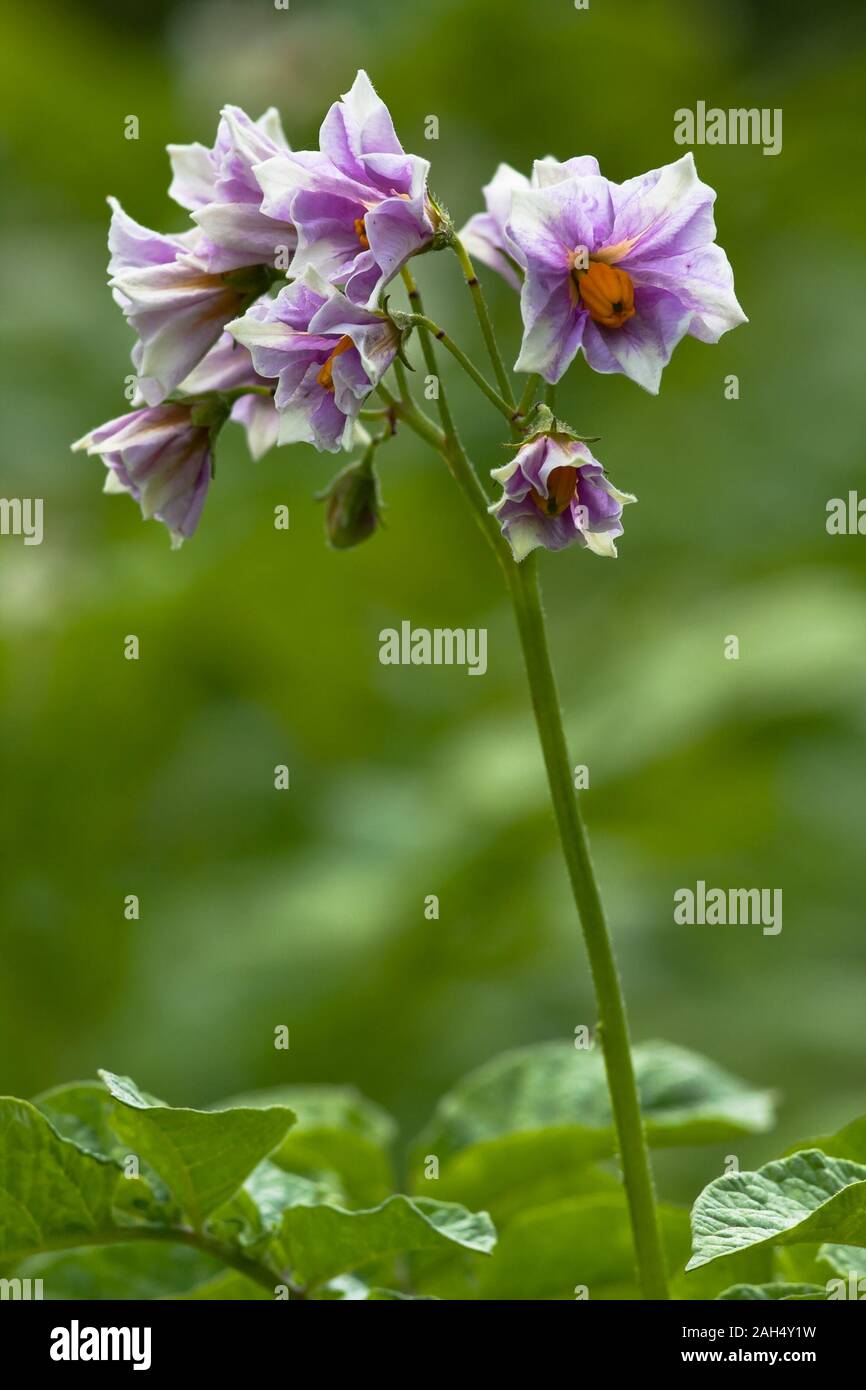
top-left (672, 1243), bottom-right (774, 1300)
top-left (688, 1150), bottom-right (866, 1270)
top-left (17, 1243), bottom-right (222, 1300)
top-left (33, 1082), bottom-right (127, 1162)
top-left (99, 1070), bottom-right (295, 1229)
top-left (0, 1098), bottom-right (123, 1264)
top-left (416, 1139), bottom-right (620, 1226)
top-left (272, 1194), bottom-right (495, 1291)
top-left (472, 1193), bottom-right (688, 1301)
top-left (202, 1160), bottom-right (494, 1295)
top-left (412, 1041), bottom-right (775, 1218)
top-left (219, 1085), bottom-right (395, 1206)
top-left (717, 1282), bottom-right (828, 1301)
top-left (203, 1162), bottom-right (337, 1261)
top-left (819, 1242), bottom-right (866, 1279)
top-left (789, 1115), bottom-right (866, 1163)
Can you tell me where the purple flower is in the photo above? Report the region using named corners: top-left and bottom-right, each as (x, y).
top-left (72, 403), bottom-right (223, 547)
top-left (466, 152), bottom-right (745, 392)
top-left (226, 274), bottom-right (400, 454)
top-left (108, 198), bottom-right (277, 406)
top-left (460, 156), bottom-right (601, 289)
top-left (168, 105), bottom-right (297, 274)
top-left (253, 70), bottom-right (435, 307)
top-left (181, 333), bottom-right (279, 461)
top-left (490, 434), bottom-right (635, 562)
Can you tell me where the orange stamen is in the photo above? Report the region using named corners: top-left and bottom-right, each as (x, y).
top-left (354, 216), bottom-right (370, 250)
top-left (529, 465), bottom-right (579, 517)
top-left (574, 262), bottom-right (636, 329)
top-left (315, 335), bottom-right (354, 393)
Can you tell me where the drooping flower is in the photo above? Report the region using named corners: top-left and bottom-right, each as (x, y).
top-left (460, 156), bottom-right (601, 289)
top-left (108, 198), bottom-right (278, 406)
top-left (475, 153), bottom-right (745, 392)
top-left (226, 273), bottom-right (400, 453)
top-left (253, 70), bottom-right (436, 307)
top-left (490, 432), bottom-right (635, 561)
top-left (72, 401), bottom-right (228, 547)
top-left (168, 105), bottom-right (297, 274)
top-left (180, 332), bottom-right (279, 461)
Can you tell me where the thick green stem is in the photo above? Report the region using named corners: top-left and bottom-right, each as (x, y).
top-left (505, 555), bottom-right (670, 1300)
top-left (389, 271), bottom-right (670, 1297)
top-left (451, 234), bottom-right (515, 408)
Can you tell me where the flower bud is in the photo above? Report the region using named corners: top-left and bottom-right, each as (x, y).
top-left (320, 447), bottom-right (384, 549)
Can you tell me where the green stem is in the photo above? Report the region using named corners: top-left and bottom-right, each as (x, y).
top-left (386, 345), bottom-right (670, 1295)
top-left (505, 555), bottom-right (670, 1300)
top-left (387, 274), bottom-right (670, 1295)
top-left (451, 234), bottom-right (515, 408)
top-left (516, 372), bottom-right (541, 422)
top-left (377, 381), bottom-right (506, 558)
top-left (406, 313), bottom-right (514, 423)
top-left (399, 268), bottom-right (501, 512)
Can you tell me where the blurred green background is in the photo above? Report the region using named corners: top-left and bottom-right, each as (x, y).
top-left (1, 0), bottom-right (864, 1210)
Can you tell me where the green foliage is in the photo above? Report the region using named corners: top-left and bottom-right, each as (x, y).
top-left (220, 1084), bottom-right (397, 1205)
top-left (5, 1045), bottom-right (866, 1299)
top-left (0, 1099), bottom-right (129, 1265)
top-left (689, 1150), bottom-right (866, 1272)
top-left (685, 1115), bottom-right (866, 1299)
top-left (410, 1040), bottom-right (775, 1218)
top-left (98, 1070), bottom-right (297, 1228)
top-left (0, 1071), bottom-right (493, 1300)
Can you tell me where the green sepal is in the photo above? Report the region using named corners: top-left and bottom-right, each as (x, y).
top-left (509, 401), bottom-right (601, 447)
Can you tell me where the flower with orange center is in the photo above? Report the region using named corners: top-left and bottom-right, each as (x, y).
top-left (490, 434), bottom-right (636, 562)
top-left (227, 273), bottom-right (400, 454)
top-left (501, 152), bottom-right (747, 391)
top-left (255, 71), bottom-right (435, 309)
top-left (574, 262), bottom-right (635, 329)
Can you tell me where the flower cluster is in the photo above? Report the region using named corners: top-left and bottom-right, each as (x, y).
top-left (75, 72), bottom-right (430, 545)
top-left (75, 71), bottom-right (745, 559)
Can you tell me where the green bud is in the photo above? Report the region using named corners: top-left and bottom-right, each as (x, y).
top-left (320, 448), bottom-right (384, 550)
